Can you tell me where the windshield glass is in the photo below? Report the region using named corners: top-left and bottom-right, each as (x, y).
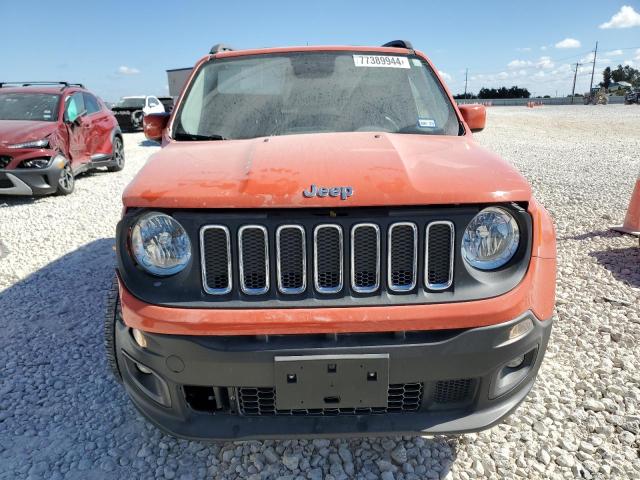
top-left (0, 93), bottom-right (60, 121)
top-left (174, 51), bottom-right (460, 140)
top-left (116, 98), bottom-right (145, 108)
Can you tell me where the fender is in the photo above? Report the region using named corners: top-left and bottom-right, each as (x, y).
top-left (110, 126), bottom-right (123, 147)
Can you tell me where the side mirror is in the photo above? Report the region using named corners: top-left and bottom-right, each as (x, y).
top-left (143, 112), bottom-right (171, 142)
top-left (458, 104), bottom-right (486, 133)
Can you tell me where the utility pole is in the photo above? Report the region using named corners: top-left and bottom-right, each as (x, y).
top-left (464, 68), bottom-right (468, 99)
top-left (589, 41), bottom-right (598, 93)
top-left (571, 62), bottom-right (580, 104)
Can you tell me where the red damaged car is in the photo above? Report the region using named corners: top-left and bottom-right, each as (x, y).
top-left (0, 82), bottom-right (124, 196)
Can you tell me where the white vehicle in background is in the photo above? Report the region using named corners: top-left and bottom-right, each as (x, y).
top-left (111, 96), bottom-right (165, 132)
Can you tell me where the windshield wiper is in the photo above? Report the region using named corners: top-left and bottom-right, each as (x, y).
top-left (174, 132), bottom-right (227, 141)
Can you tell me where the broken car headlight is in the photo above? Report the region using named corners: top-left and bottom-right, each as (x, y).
top-left (20, 158), bottom-right (51, 169)
top-left (461, 207), bottom-right (520, 270)
top-left (8, 138), bottom-right (49, 149)
top-left (131, 212), bottom-right (192, 276)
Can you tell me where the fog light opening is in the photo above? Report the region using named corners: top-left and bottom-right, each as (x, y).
top-left (132, 328), bottom-right (148, 349)
top-left (136, 363), bottom-right (152, 374)
top-left (506, 354), bottom-right (525, 369)
top-left (508, 318), bottom-right (533, 341)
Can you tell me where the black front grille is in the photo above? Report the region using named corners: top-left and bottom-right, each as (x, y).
top-left (201, 226), bottom-right (231, 294)
top-left (388, 223), bottom-right (417, 291)
top-left (426, 222), bottom-right (454, 290)
top-left (0, 156), bottom-right (11, 169)
top-left (352, 224), bottom-right (379, 292)
top-left (191, 206), bottom-right (522, 306)
top-left (314, 225), bottom-right (342, 292)
top-left (239, 226), bottom-right (268, 294)
top-left (199, 218), bottom-right (459, 300)
top-left (238, 383), bottom-right (423, 416)
top-left (433, 378), bottom-right (473, 404)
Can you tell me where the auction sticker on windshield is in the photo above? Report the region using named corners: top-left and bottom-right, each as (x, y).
top-left (353, 55), bottom-right (410, 69)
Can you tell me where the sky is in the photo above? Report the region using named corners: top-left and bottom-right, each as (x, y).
top-left (2, 0), bottom-right (640, 101)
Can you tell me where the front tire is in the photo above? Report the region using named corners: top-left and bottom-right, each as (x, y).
top-left (56, 163), bottom-right (75, 195)
top-left (107, 136), bottom-right (125, 172)
top-left (104, 276), bottom-right (123, 383)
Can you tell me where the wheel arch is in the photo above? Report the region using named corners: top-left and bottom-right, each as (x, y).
top-left (111, 126), bottom-right (123, 146)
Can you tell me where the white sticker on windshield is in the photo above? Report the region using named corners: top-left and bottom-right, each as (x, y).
top-left (418, 118), bottom-right (436, 128)
top-left (353, 55), bottom-right (410, 69)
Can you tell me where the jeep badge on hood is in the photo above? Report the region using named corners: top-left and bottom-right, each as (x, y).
top-left (303, 184), bottom-right (353, 200)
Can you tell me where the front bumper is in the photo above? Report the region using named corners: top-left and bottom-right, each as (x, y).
top-left (115, 312), bottom-right (552, 440)
top-left (0, 150), bottom-right (64, 196)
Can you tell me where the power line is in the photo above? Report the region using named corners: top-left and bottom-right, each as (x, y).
top-left (461, 45), bottom-right (635, 79)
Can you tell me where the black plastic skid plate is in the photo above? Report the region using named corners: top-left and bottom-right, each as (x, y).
top-left (274, 354), bottom-right (389, 410)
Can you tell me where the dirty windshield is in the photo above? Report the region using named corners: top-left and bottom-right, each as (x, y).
top-left (0, 93), bottom-right (60, 122)
top-left (174, 51), bottom-right (460, 140)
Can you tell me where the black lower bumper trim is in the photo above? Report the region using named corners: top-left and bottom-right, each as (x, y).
top-left (115, 312), bottom-right (552, 440)
top-left (0, 163), bottom-right (64, 196)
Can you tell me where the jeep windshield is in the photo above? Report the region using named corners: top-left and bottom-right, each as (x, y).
top-left (0, 93), bottom-right (60, 122)
top-left (174, 51), bottom-right (461, 140)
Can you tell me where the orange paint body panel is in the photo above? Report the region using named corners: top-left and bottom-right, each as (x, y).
top-left (119, 256), bottom-right (555, 336)
top-left (122, 133), bottom-right (531, 209)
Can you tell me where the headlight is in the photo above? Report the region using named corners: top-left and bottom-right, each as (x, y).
top-left (8, 138), bottom-right (49, 149)
top-left (130, 212), bottom-right (192, 276)
top-left (461, 207), bottom-right (520, 270)
top-left (20, 158), bottom-right (51, 169)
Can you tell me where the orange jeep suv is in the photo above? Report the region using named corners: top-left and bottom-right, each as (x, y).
top-left (106, 41), bottom-right (556, 440)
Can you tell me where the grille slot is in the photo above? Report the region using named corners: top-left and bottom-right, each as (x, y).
top-left (351, 223), bottom-right (380, 293)
top-left (388, 223), bottom-right (418, 292)
top-left (314, 225), bottom-right (343, 294)
top-left (425, 221), bottom-right (455, 290)
top-left (276, 225), bottom-right (306, 294)
top-left (200, 226), bottom-right (232, 294)
top-left (238, 225), bottom-right (269, 295)
top-left (0, 156), bottom-right (12, 169)
top-left (184, 386), bottom-right (218, 412)
top-left (433, 379), bottom-right (473, 404)
top-left (238, 383), bottom-right (423, 416)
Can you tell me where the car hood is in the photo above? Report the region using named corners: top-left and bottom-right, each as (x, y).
top-left (0, 120), bottom-right (58, 146)
top-left (123, 132), bottom-right (532, 209)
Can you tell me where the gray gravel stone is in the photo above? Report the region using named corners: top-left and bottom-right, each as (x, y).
top-left (283, 451), bottom-right (300, 471)
top-left (390, 445), bottom-right (407, 464)
top-left (380, 471), bottom-right (395, 480)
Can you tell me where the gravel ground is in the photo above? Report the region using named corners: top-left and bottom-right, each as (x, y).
top-left (0, 106), bottom-right (639, 479)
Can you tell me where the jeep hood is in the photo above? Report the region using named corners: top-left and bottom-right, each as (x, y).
top-left (123, 132), bottom-right (531, 209)
top-left (0, 120), bottom-right (58, 146)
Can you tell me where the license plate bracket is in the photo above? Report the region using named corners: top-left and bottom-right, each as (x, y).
top-left (274, 354), bottom-right (389, 410)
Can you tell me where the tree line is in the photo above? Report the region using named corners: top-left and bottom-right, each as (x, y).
top-left (453, 86), bottom-right (531, 99)
top-left (453, 63), bottom-right (639, 99)
top-left (600, 65), bottom-right (639, 89)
